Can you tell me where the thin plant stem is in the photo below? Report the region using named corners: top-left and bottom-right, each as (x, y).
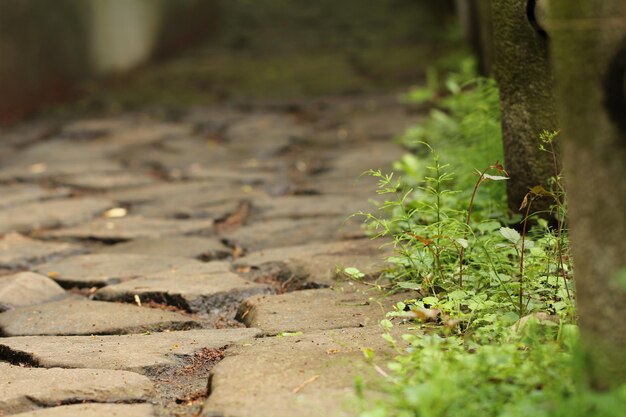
top-left (458, 167), bottom-right (490, 287)
top-left (519, 196), bottom-right (534, 317)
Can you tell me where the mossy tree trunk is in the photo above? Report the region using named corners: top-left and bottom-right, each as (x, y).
top-left (491, 0), bottom-right (558, 214)
top-left (548, 1), bottom-right (626, 389)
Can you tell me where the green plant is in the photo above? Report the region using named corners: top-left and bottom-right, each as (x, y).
top-left (351, 68), bottom-right (601, 416)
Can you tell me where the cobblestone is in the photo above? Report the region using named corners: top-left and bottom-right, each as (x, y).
top-left (0, 93), bottom-right (413, 417)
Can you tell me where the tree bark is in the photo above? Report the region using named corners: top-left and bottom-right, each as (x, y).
top-left (491, 0), bottom-right (558, 214)
top-left (548, 1), bottom-right (626, 389)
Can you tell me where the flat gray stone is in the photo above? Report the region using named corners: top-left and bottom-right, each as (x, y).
top-left (0, 297), bottom-right (200, 336)
top-left (133, 199), bottom-right (241, 220)
top-left (0, 197), bottom-right (112, 234)
top-left (59, 117), bottom-right (134, 139)
top-left (107, 181), bottom-right (265, 219)
top-left (237, 285), bottom-right (407, 335)
top-left (223, 217), bottom-right (365, 251)
top-left (224, 113), bottom-right (305, 157)
top-left (177, 165), bottom-right (276, 184)
top-left (203, 326), bottom-right (402, 417)
top-left (93, 122), bottom-right (191, 146)
top-left (0, 233), bottom-right (83, 269)
top-left (0, 185), bottom-right (70, 210)
top-left (56, 171), bottom-right (156, 190)
top-left (11, 404), bottom-right (156, 417)
top-left (0, 363), bottom-right (154, 415)
top-left (235, 239), bottom-right (391, 288)
top-left (95, 270), bottom-right (272, 314)
top-left (0, 142), bottom-right (123, 180)
top-left (0, 328), bottom-right (260, 372)
top-left (37, 216), bottom-right (214, 241)
top-left (99, 236), bottom-right (231, 260)
top-left (0, 272), bottom-right (66, 312)
top-left (251, 195), bottom-right (369, 220)
top-left (34, 254), bottom-right (223, 287)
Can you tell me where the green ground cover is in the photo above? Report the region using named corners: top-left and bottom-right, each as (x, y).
top-left (355, 61), bottom-right (626, 417)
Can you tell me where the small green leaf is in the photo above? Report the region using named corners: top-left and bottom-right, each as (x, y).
top-left (500, 227), bottom-right (521, 244)
top-left (456, 238), bottom-right (469, 249)
top-left (277, 331), bottom-right (303, 337)
top-left (483, 174), bottom-right (509, 181)
top-left (343, 267), bottom-right (365, 279)
top-left (397, 282), bottom-right (422, 290)
top-left (380, 319), bottom-right (393, 330)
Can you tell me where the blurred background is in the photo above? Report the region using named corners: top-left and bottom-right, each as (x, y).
top-left (0, 0), bottom-right (463, 125)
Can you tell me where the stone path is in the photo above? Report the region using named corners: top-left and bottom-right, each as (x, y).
top-left (0, 95), bottom-right (415, 416)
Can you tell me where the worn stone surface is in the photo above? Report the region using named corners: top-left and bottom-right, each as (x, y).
top-left (37, 216), bottom-right (214, 241)
top-left (0, 92), bottom-right (409, 417)
top-left (55, 171), bottom-right (156, 190)
top-left (0, 297), bottom-right (200, 336)
top-left (235, 239), bottom-right (391, 287)
top-left (0, 198), bottom-right (113, 234)
top-left (203, 326), bottom-right (402, 417)
top-left (0, 328), bottom-right (260, 372)
top-left (99, 236), bottom-right (231, 260)
top-left (10, 404), bottom-right (156, 417)
top-left (0, 272), bottom-right (67, 312)
top-left (237, 284), bottom-right (406, 335)
top-left (223, 113), bottom-right (305, 157)
top-left (0, 185), bottom-right (70, 210)
top-left (0, 160), bottom-right (124, 182)
top-left (95, 271), bottom-right (272, 314)
top-left (250, 194), bottom-right (369, 220)
top-left (0, 233), bottom-right (83, 269)
top-left (223, 217), bottom-right (365, 251)
top-left (0, 363), bottom-right (154, 415)
top-left (34, 254), bottom-right (217, 287)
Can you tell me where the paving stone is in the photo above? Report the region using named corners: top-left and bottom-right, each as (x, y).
top-left (99, 236), bottom-right (231, 260)
top-left (302, 142), bottom-right (405, 196)
top-left (250, 194), bottom-right (369, 220)
top-left (0, 328), bottom-right (260, 372)
top-left (237, 285), bottom-right (407, 335)
top-left (203, 326), bottom-right (402, 417)
top-left (223, 217), bottom-right (365, 251)
top-left (10, 404), bottom-right (156, 417)
top-left (0, 185), bottom-right (70, 210)
top-left (95, 270), bottom-right (272, 314)
top-left (234, 239), bottom-right (391, 287)
top-left (224, 113), bottom-right (306, 157)
top-left (59, 117), bottom-right (134, 139)
top-left (107, 181), bottom-right (265, 218)
top-left (55, 171), bottom-right (157, 190)
top-left (0, 233), bottom-right (83, 269)
top-left (0, 198), bottom-right (113, 234)
top-left (0, 272), bottom-right (67, 312)
top-left (343, 106), bottom-right (419, 141)
top-left (0, 297), bottom-right (200, 336)
top-left (98, 123), bottom-right (192, 146)
top-left (0, 159), bottom-right (124, 182)
top-left (175, 165), bottom-right (276, 184)
top-left (37, 216), bottom-right (214, 241)
top-left (119, 138), bottom-right (232, 173)
top-left (0, 363), bottom-right (154, 415)
top-left (34, 254), bottom-right (222, 288)
top-left (0, 138), bottom-right (124, 181)
top-left (0, 120), bottom-right (58, 148)
top-left (233, 239), bottom-right (393, 290)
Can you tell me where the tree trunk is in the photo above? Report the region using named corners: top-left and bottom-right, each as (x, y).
top-left (491, 0), bottom-right (558, 214)
top-left (548, 1), bottom-right (626, 389)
